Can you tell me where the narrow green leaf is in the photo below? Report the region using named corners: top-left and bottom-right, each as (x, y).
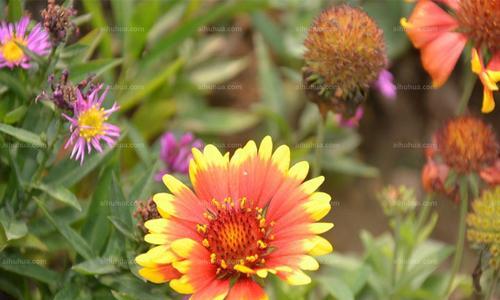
top-left (81, 164), bottom-right (114, 255)
top-left (72, 257), bottom-right (119, 275)
top-left (318, 276), bottom-right (355, 300)
top-left (128, 162), bottom-right (158, 203)
top-left (0, 123), bottom-right (45, 148)
top-left (69, 58), bottom-right (123, 82)
top-left (120, 58), bottom-right (184, 110)
top-left (142, 0), bottom-right (266, 66)
top-left (7, 0), bottom-right (22, 22)
top-left (108, 216), bottom-right (137, 241)
top-left (178, 108), bottom-right (260, 135)
top-left (32, 183), bottom-right (82, 211)
top-left (81, 0), bottom-right (113, 58)
top-left (0, 253), bottom-right (61, 285)
top-left (35, 197), bottom-right (94, 260)
top-left (0, 209), bottom-right (27, 241)
top-left (3, 105), bottom-right (27, 124)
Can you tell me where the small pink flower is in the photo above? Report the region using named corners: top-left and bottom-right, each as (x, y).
top-left (155, 132), bottom-right (203, 180)
top-left (62, 84), bottom-right (120, 164)
top-left (336, 106), bottom-right (364, 128)
top-left (373, 69), bottom-right (396, 101)
top-left (0, 16), bottom-right (51, 69)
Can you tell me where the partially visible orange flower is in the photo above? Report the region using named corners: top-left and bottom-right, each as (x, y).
top-left (401, 0), bottom-right (500, 113)
top-left (436, 116), bottom-right (498, 173)
top-left (135, 137), bottom-right (333, 299)
top-left (422, 157), bottom-right (458, 202)
top-left (401, 0), bottom-right (467, 88)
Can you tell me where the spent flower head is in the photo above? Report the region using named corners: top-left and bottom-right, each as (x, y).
top-left (41, 0), bottom-right (78, 44)
top-left (62, 84), bottom-right (120, 164)
top-left (135, 136), bottom-right (333, 299)
top-left (303, 5), bottom-right (387, 118)
top-left (0, 16), bottom-right (51, 69)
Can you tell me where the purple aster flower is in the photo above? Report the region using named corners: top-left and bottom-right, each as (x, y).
top-left (336, 106), bottom-right (364, 128)
top-left (0, 16), bottom-right (51, 69)
top-left (373, 69), bottom-right (396, 101)
top-left (62, 84), bottom-right (120, 164)
top-left (155, 132), bottom-right (203, 181)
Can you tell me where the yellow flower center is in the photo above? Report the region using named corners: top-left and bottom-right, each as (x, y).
top-left (1, 37), bottom-right (26, 63)
top-left (197, 197), bottom-right (274, 279)
top-left (77, 106), bottom-right (106, 141)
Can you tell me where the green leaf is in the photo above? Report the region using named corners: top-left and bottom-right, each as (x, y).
top-left (142, 0), bottom-right (266, 66)
top-left (120, 58), bottom-right (184, 111)
top-left (318, 276), bottom-right (355, 300)
top-left (99, 274), bottom-right (169, 300)
top-left (35, 197), bottom-right (94, 260)
top-left (128, 162), bottom-right (158, 203)
top-left (190, 57), bottom-right (249, 87)
top-left (3, 105), bottom-right (27, 124)
top-left (0, 70), bottom-right (28, 101)
top-left (108, 216), bottom-right (137, 241)
top-left (322, 156), bottom-right (379, 178)
top-left (255, 33), bottom-right (285, 135)
top-left (0, 253), bottom-right (61, 285)
top-left (31, 183), bottom-right (82, 211)
top-left (82, 0), bottom-right (113, 58)
top-left (7, 0), bottom-right (22, 22)
top-left (178, 108), bottom-right (260, 135)
top-left (0, 123), bottom-right (45, 148)
top-left (81, 164), bottom-right (114, 255)
top-left (72, 257), bottom-right (119, 275)
top-left (45, 131), bottom-right (125, 186)
top-left (69, 58), bottom-right (123, 82)
top-left (0, 209), bottom-right (27, 241)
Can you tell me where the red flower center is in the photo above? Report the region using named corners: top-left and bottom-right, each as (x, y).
top-left (197, 198), bottom-right (274, 278)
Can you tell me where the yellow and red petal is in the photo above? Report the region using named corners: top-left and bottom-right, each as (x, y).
top-left (137, 264), bottom-right (181, 284)
top-left (190, 278), bottom-right (230, 300)
top-left (135, 245), bottom-right (178, 267)
top-left (153, 191), bottom-right (206, 223)
top-left (227, 279), bottom-right (268, 300)
top-left (143, 217), bottom-right (200, 245)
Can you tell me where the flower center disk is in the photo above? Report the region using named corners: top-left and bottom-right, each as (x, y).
top-left (77, 106), bottom-right (106, 141)
top-left (198, 198), bottom-right (274, 278)
top-left (2, 37), bottom-right (26, 63)
top-left (456, 0), bottom-right (500, 52)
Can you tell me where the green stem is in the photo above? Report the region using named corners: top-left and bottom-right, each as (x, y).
top-left (485, 271), bottom-right (499, 300)
top-left (444, 179), bottom-right (468, 297)
top-left (391, 216), bottom-right (401, 291)
top-left (416, 194), bottom-right (433, 231)
top-left (455, 71), bottom-right (477, 115)
top-left (312, 119), bottom-right (325, 177)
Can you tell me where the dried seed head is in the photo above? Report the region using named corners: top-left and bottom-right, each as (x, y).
top-left (436, 116), bottom-right (499, 173)
top-left (41, 0), bottom-right (77, 44)
top-left (457, 0), bottom-right (500, 52)
top-left (303, 5), bottom-right (387, 117)
top-left (134, 198), bottom-right (161, 233)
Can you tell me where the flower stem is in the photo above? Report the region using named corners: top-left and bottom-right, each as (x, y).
top-left (485, 271), bottom-right (499, 300)
top-left (455, 71), bottom-right (477, 115)
top-left (391, 216), bottom-right (401, 290)
top-left (312, 119), bottom-right (325, 177)
top-left (444, 178), bottom-right (468, 297)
